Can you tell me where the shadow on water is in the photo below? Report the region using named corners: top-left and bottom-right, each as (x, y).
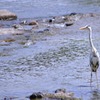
top-left (89, 90), bottom-right (100, 100)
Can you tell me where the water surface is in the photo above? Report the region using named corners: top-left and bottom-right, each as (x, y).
top-left (0, 0), bottom-right (100, 18)
top-left (0, 0), bottom-right (100, 100)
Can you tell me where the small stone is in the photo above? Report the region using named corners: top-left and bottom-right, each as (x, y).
top-left (55, 88), bottom-right (66, 93)
top-left (3, 38), bottom-right (15, 42)
top-left (65, 22), bottom-right (74, 26)
top-left (49, 17), bottom-right (55, 23)
top-left (12, 24), bottom-right (23, 30)
top-left (69, 13), bottom-right (77, 16)
top-left (12, 24), bottom-right (19, 29)
top-left (49, 19), bottom-right (53, 23)
top-left (28, 20), bottom-right (38, 25)
top-left (29, 92), bottom-right (43, 99)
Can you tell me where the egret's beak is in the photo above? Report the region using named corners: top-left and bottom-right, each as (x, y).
top-left (79, 26), bottom-right (86, 30)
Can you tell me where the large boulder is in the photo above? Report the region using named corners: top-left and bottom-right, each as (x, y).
top-left (0, 9), bottom-right (17, 20)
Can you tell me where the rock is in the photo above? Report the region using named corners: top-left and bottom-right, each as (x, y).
top-left (69, 13), bottom-right (77, 16)
top-left (12, 24), bottom-right (20, 29)
top-left (0, 10), bottom-right (17, 20)
top-left (63, 13), bottom-right (83, 22)
top-left (0, 28), bottom-right (24, 35)
top-left (65, 22), bottom-right (74, 26)
top-left (29, 89), bottom-right (81, 100)
top-left (28, 20), bottom-right (38, 26)
top-left (55, 88), bottom-right (66, 93)
top-left (3, 38), bottom-right (15, 42)
top-left (29, 92), bottom-right (43, 99)
top-left (12, 24), bottom-right (23, 29)
top-left (49, 19), bottom-right (53, 23)
top-left (48, 17), bottom-right (55, 23)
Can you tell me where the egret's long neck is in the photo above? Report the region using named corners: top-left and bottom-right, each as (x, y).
top-left (89, 27), bottom-right (95, 50)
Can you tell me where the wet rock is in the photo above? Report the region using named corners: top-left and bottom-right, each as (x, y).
top-left (55, 88), bottom-right (66, 93)
top-left (49, 16), bottom-right (65, 23)
top-left (12, 24), bottom-right (23, 29)
top-left (29, 92), bottom-right (43, 99)
top-left (46, 13), bottom-right (83, 24)
top-left (63, 13), bottom-right (83, 22)
top-left (44, 28), bottom-right (49, 32)
top-left (28, 20), bottom-right (38, 26)
top-left (49, 19), bottom-right (53, 23)
top-left (3, 38), bottom-right (15, 42)
top-left (29, 89), bottom-right (81, 100)
top-left (0, 10), bottom-right (17, 20)
top-left (65, 22), bottom-right (74, 26)
top-left (69, 13), bottom-right (77, 16)
top-left (48, 17), bottom-right (55, 23)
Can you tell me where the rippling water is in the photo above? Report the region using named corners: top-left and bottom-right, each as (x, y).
top-left (0, 0), bottom-right (100, 100)
top-left (0, 0), bottom-right (100, 18)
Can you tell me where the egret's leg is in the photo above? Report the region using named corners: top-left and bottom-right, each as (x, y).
top-left (95, 72), bottom-right (99, 88)
top-left (90, 71), bottom-right (92, 83)
top-left (90, 71), bottom-right (92, 87)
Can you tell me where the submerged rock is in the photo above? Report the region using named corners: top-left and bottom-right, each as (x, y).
top-left (0, 10), bottom-right (17, 20)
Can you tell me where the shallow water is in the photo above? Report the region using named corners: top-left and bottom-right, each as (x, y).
top-left (0, 32), bottom-right (100, 100)
top-left (0, 0), bottom-right (100, 100)
top-left (0, 0), bottom-right (100, 18)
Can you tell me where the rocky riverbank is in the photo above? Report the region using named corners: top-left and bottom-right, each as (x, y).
top-left (0, 10), bottom-right (100, 100)
top-left (0, 10), bottom-right (99, 48)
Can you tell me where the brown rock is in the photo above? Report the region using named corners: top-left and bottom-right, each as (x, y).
top-left (28, 20), bottom-right (38, 25)
top-left (3, 38), bottom-right (15, 42)
top-left (0, 9), bottom-right (17, 20)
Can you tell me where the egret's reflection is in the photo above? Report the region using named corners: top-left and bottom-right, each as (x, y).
top-left (90, 90), bottom-right (100, 100)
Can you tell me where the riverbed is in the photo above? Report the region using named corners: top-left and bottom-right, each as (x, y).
top-left (0, 0), bottom-right (100, 100)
